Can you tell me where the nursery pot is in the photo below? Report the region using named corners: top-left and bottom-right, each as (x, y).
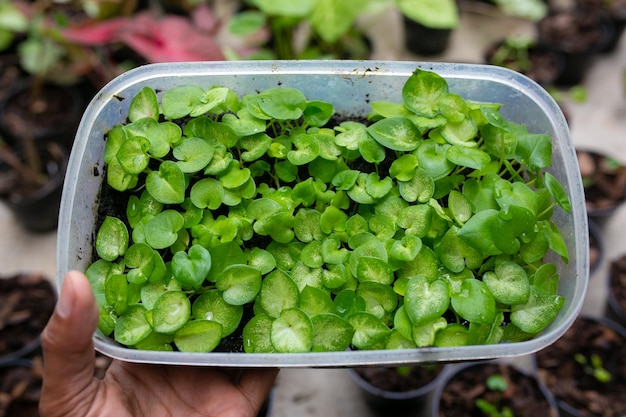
top-left (347, 365), bottom-right (446, 413)
top-left (0, 80), bottom-right (86, 150)
top-left (0, 142), bottom-right (68, 232)
top-left (535, 315), bottom-right (626, 417)
top-left (588, 217), bottom-right (604, 278)
top-left (576, 148), bottom-right (626, 218)
top-left (57, 60), bottom-right (587, 368)
top-left (432, 360), bottom-right (560, 417)
top-left (605, 253), bottom-right (626, 326)
top-left (576, 0), bottom-right (626, 52)
top-left (537, 9), bottom-right (615, 85)
top-left (0, 273), bottom-right (56, 365)
top-left (402, 15), bottom-right (454, 56)
top-left (0, 358), bottom-right (41, 417)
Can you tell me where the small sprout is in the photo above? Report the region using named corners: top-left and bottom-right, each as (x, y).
top-left (575, 353), bottom-right (612, 383)
top-left (475, 373), bottom-right (515, 417)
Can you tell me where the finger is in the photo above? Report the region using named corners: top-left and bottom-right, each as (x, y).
top-left (236, 368), bottom-right (279, 412)
top-left (40, 271), bottom-right (100, 413)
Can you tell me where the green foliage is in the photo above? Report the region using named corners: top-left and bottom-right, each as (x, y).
top-left (91, 68), bottom-right (570, 353)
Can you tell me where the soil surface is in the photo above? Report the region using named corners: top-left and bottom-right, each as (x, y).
top-left (537, 9), bottom-right (610, 53)
top-left (535, 317), bottom-right (626, 417)
top-left (0, 273), bottom-right (56, 359)
top-left (437, 362), bottom-right (557, 417)
top-left (609, 254), bottom-right (626, 321)
top-left (354, 365), bottom-right (443, 393)
top-left (577, 150), bottom-right (626, 216)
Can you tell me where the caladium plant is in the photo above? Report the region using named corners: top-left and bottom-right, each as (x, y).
top-left (87, 68), bottom-right (571, 354)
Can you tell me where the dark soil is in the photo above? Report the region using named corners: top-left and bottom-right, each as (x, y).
top-left (608, 254), bottom-right (626, 321)
top-left (484, 41), bottom-right (563, 86)
top-left (0, 353), bottom-right (113, 417)
top-left (437, 362), bottom-right (557, 417)
top-left (355, 365), bottom-right (443, 393)
top-left (0, 358), bottom-right (42, 417)
top-left (0, 273), bottom-right (56, 359)
top-left (537, 9), bottom-right (611, 53)
top-left (0, 83), bottom-right (82, 145)
top-left (535, 316), bottom-right (626, 417)
top-left (577, 149), bottom-right (626, 216)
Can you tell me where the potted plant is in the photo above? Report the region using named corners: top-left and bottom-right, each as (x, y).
top-left (606, 253), bottom-right (626, 325)
top-left (484, 35), bottom-right (565, 87)
top-left (535, 315), bottom-right (626, 417)
top-left (348, 363), bottom-right (446, 413)
top-left (536, 7), bottom-right (615, 85)
top-left (226, 0), bottom-right (377, 60)
top-left (576, 0), bottom-right (626, 52)
top-left (0, 272), bottom-right (56, 365)
top-left (576, 149), bottom-right (626, 218)
top-left (433, 360), bottom-right (560, 417)
top-left (57, 61), bottom-right (587, 367)
top-left (396, 0), bottom-right (459, 55)
top-left (0, 357), bottom-right (42, 417)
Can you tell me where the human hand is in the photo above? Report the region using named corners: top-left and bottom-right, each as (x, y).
top-left (39, 270), bottom-right (278, 417)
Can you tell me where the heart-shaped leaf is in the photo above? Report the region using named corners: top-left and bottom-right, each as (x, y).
top-left (172, 244), bottom-right (211, 290)
top-left (402, 68), bottom-right (449, 117)
top-left (152, 291), bottom-right (191, 334)
top-left (144, 210), bottom-right (185, 250)
top-left (128, 86), bottom-right (159, 122)
top-left (483, 261), bottom-right (530, 305)
top-left (192, 290), bottom-right (243, 336)
top-left (216, 264), bottom-right (262, 305)
top-left (271, 308), bottom-right (313, 353)
top-left (174, 320), bottom-right (223, 352)
top-left (146, 161), bottom-right (186, 204)
top-left (451, 279), bottom-right (497, 324)
top-left (367, 117), bottom-right (420, 151)
top-left (96, 216), bottom-right (129, 261)
top-left (173, 137), bottom-right (215, 173)
top-left (404, 275), bottom-right (450, 326)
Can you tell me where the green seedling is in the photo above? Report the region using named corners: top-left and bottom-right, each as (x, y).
top-left (90, 67), bottom-right (571, 353)
top-left (575, 353), bottom-right (612, 383)
top-left (475, 374), bottom-right (514, 417)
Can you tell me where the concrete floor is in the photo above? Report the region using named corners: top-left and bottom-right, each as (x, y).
top-left (2, 3), bottom-right (625, 416)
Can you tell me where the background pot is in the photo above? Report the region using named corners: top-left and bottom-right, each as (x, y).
top-left (0, 142), bottom-right (68, 232)
top-left (402, 15), bottom-right (454, 55)
top-left (0, 358), bottom-right (41, 417)
top-left (348, 365), bottom-right (446, 414)
top-left (606, 253), bottom-right (626, 326)
top-left (576, 0), bottom-right (626, 52)
top-left (576, 148), bottom-right (626, 219)
top-left (433, 360), bottom-right (560, 417)
top-left (0, 273), bottom-right (56, 365)
top-left (535, 315), bottom-right (626, 417)
top-left (537, 9), bottom-right (615, 85)
top-left (484, 38), bottom-right (565, 86)
top-left (0, 80), bottom-right (85, 150)
top-left (588, 217), bottom-right (604, 278)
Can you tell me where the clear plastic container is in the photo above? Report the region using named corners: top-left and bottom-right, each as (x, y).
top-left (57, 60), bottom-right (588, 367)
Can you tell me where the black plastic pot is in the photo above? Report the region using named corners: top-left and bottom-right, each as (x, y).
top-left (537, 9), bottom-right (615, 85)
top-left (402, 15), bottom-right (454, 56)
top-left (588, 217), bottom-right (604, 279)
top-left (0, 80), bottom-right (85, 150)
top-left (535, 316), bottom-right (626, 417)
top-left (0, 273), bottom-right (56, 366)
top-left (348, 365), bottom-right (447, 414)
top-left (576, 0), bottom-right (626, 52)
top-left (0, 358), bottom-right (41, 417)
top-left (433, 360), bottom-right (560, 417)
top-left (606, 253), bottom-right (626, 327)
top-left (484, 38), bottom-right (565, 86)
top-left (0, 142), bottom-right (68, 232)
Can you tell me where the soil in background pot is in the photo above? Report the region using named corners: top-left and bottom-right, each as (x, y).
top-left (607, 253), bottom-right (626, 325)
top-left (435, 361), bottom-right (558, 417)
top-left (535, 316), bottom-right (626, 417)
top-left (537, 9), bottom-right (614, 85)
top-left (577, 149), bottom-right (626, 217)
top-left (0, 273), bottom-right (56, 363)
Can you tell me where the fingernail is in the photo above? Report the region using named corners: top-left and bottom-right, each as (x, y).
top-left (56, 274), bottom-right (75, 319)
